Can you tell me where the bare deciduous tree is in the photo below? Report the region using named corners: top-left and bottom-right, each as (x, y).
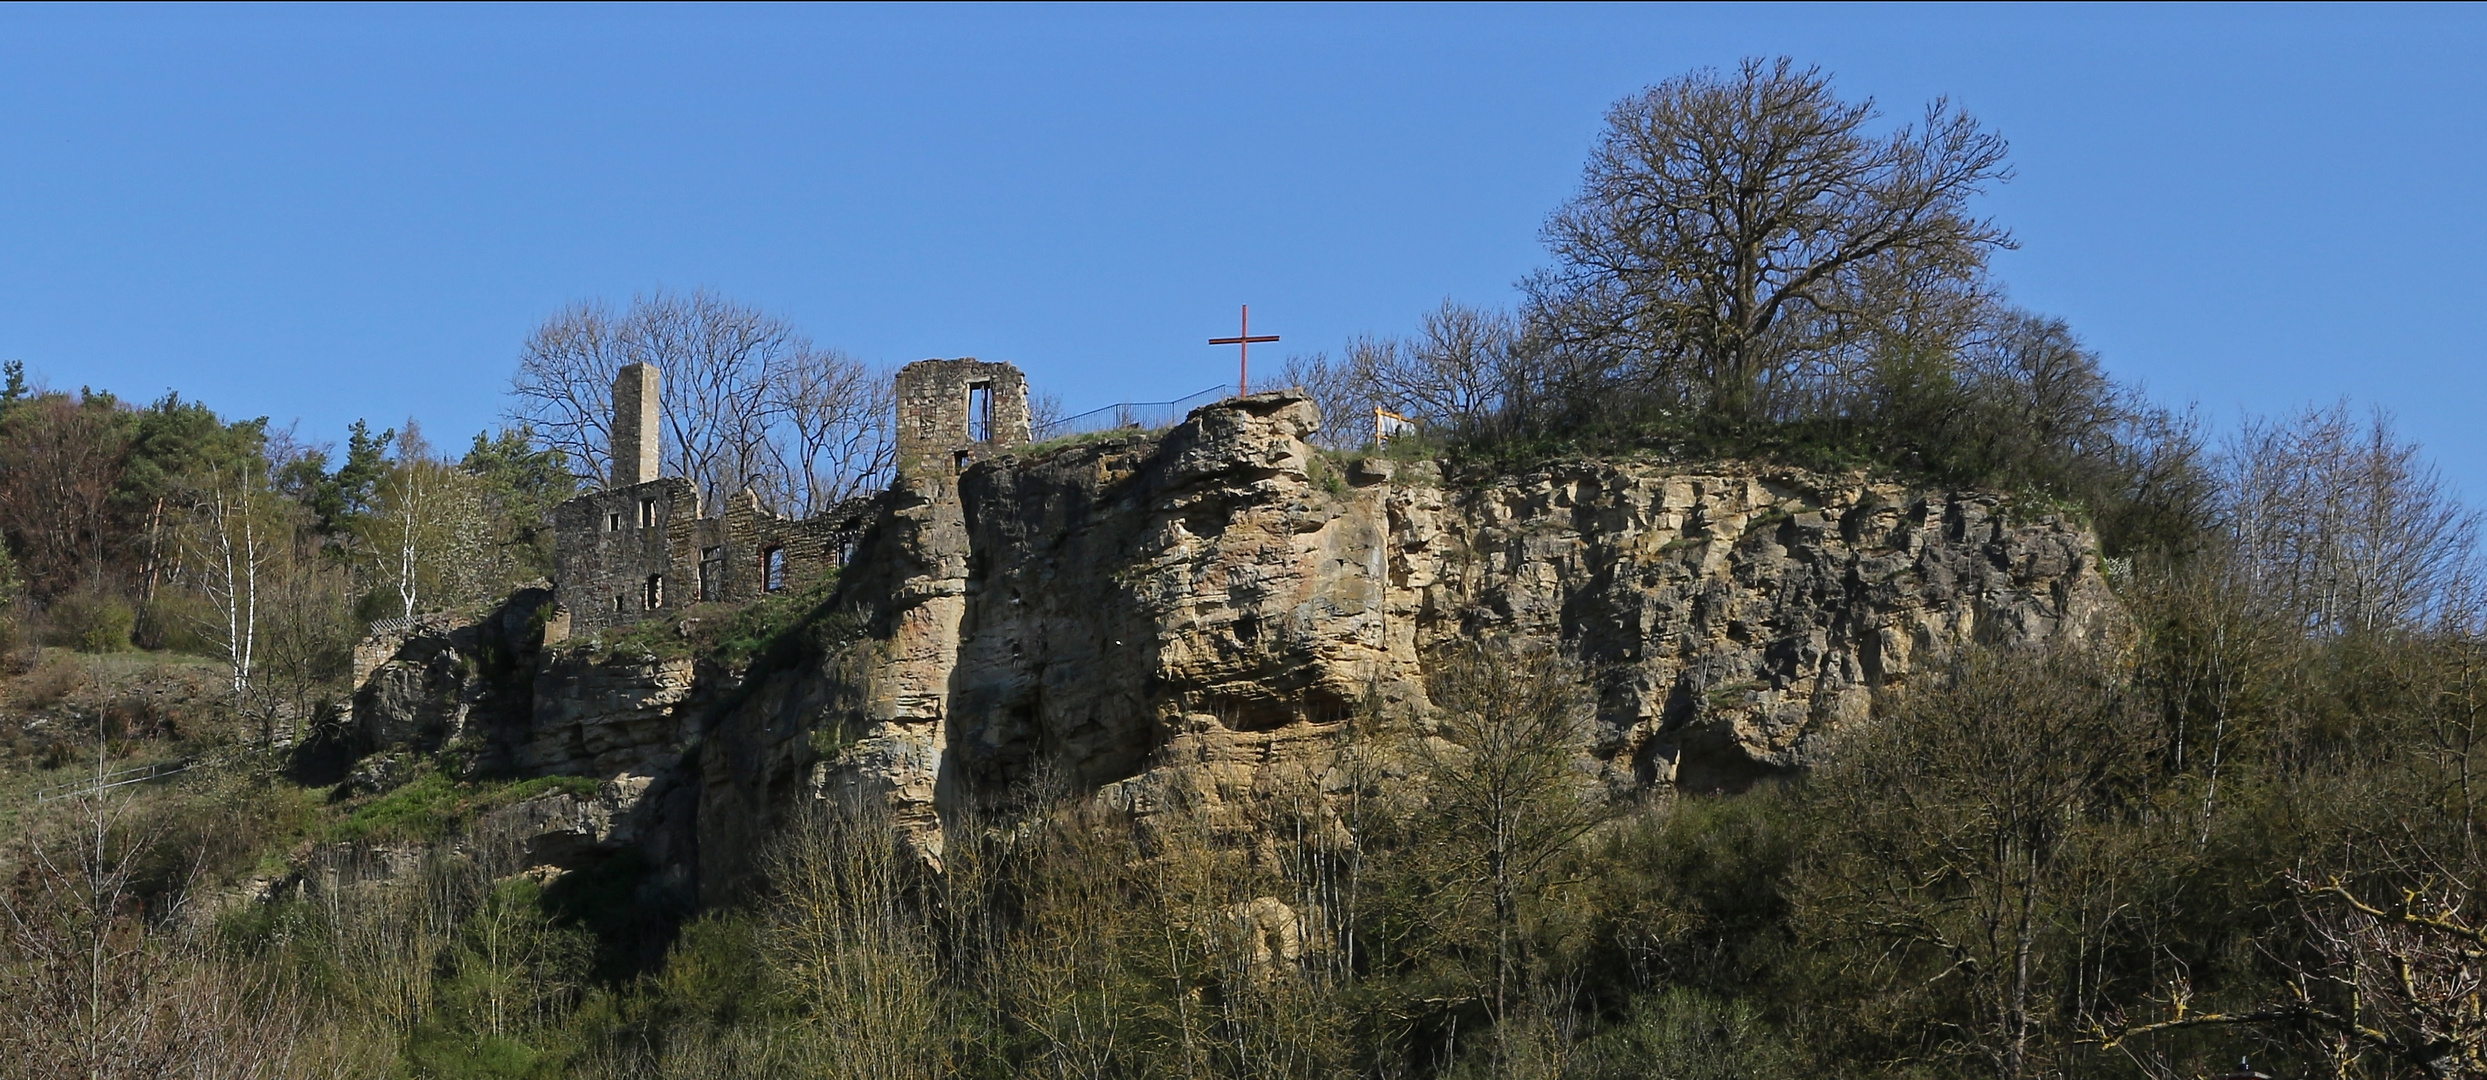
top-left (765, 799), bottom-right (952, 1080)
top-left (0, 777), bottom-right (314, 1080)
top-left (635, 294), bottom-right (786, 514)
top-left (251, 527), bottom-right (356, 743)
top-left (1283, 302), bottom-right (1524, 448)
top-left (509, 289), bottom-right (892, 515)
top-left (1275, 352), bottom-right (1374, 451)
top-left (2221, 403), bottom-right (2481, 635)
top-left (1804, 648), bottom-right (2156, 1080)
top-left (769, 347), bottom-right (895, 513)
top-left (509, 302), bottom-right (629, 489)
top-left (312, 846), bottom-right (463, 1045)
top-left (1418, 639), bottom-right (1610, 1059)
top-left (1529, 56), bottom-right (2013, 424)
top-left (2103, 867), bottom-right (2487, 1080)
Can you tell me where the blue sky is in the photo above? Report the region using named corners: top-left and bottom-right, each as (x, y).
top-left (3, 4), bottom-right (2483, 496)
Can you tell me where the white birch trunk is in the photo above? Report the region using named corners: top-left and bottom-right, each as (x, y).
top-left (397, 465), bottom-right (422, 620)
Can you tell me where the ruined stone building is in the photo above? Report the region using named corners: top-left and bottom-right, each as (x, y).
top-left (551, 358), bottom-right (1030, 634)
top-left (353, 352), bottom-right (2112, 904)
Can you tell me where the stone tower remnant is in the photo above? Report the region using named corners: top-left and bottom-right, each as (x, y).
top-left (611, 362), bottom-right (662, 488)
top-left (894, 358), bottom-right (1030, 476)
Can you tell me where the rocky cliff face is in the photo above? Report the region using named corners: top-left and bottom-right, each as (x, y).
top-left (787, 391), bottom-right (2113, 866)
top-left (348, 392), bottom-right (2114, 904)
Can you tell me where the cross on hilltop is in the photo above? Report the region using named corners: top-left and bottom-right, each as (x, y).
top-left (1209, 305), bottom-right (1279, 395)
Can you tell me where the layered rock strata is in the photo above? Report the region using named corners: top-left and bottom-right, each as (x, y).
top-left (347, 392), bottom-right (2113, 903)
top-left (790, 392), bottom-right (2113, 859)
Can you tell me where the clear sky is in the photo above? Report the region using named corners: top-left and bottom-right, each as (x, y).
top-left (3, 4), bottom-right (2482, 496)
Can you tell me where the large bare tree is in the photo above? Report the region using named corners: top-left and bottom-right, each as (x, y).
top-left (508, 289), bottom-right (891, 516)
top-left (767, 346), bottom-right (895, 512)
top-left (1529, 56), bottom-right (2013, 424)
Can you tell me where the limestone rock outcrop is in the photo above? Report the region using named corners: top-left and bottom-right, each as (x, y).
top-left (773, 390), bottom-right (2111, 873)
top-left (474, 774), bottom-right (665, 872)
top-left (338, 392), bottom-right (2113, 905)
top-left (348, 586), bottom-right (551, 759)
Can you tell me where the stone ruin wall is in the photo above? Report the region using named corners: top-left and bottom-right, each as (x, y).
top-left (685, 493), bottom-right (876, 606)
top-left (894, 358), bottom-right (1031, 475)
top-left (611, 362), bottom-right (662, 487)
top-left (552, 477), bottom-right (702, 636)
top-left (547, 359), bottom-right (1021, 636)
top-left (551, 479), bottom-right (873, 637)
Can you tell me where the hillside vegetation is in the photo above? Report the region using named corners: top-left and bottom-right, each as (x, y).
top-left (4, 57), bottom-right (2484, 1080)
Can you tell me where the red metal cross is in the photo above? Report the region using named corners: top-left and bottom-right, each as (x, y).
top-left (1209, 304), bottom-right (1280, 395)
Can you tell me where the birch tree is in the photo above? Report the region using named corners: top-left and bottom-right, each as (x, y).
top-left (356, 426), bottom-right (498, 620)
top-left (182, 462), bottom-right (273, 714)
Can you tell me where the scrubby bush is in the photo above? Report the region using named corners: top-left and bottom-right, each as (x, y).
top-left (133, 590), bottom-right (220, 654)
top-left (41, 588), bottom-right (136, 653)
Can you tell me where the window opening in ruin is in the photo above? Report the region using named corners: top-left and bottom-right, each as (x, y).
top-left (968, 381), bottom-right (992, 442)
top-left (645, 574), bottom-right (664, 610)
top-left (612, 595), bottom-right (625, 614)
top-left (953, 449), bottom-right (970, 471)
top-left (839, 537), bottom-right (856, 566)
top-left (699, 546), bottom-right (725, 602)
top-left (639, 497), bottom-right (659, 528)
top-left (764, 547), bottom-right (787, 592)
top-left (607, 511), bottom-right (622, 532)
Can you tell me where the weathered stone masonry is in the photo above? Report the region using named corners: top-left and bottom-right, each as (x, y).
top-left (551, 479), bottom-right (870, 636)
top-left (894, 357), bottom-right (1030, 476)
top-left (551, 357), bottom-right (1027, 636)
top-left (611, 362), bottom-right (661, 487)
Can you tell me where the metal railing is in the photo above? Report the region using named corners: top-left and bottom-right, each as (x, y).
top-left (364, 615), bottom-right (422, 638)
top-left (31, 739), bottom-right (288, 804)
top-left (1032, 383), bottom-right (1234, 442)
